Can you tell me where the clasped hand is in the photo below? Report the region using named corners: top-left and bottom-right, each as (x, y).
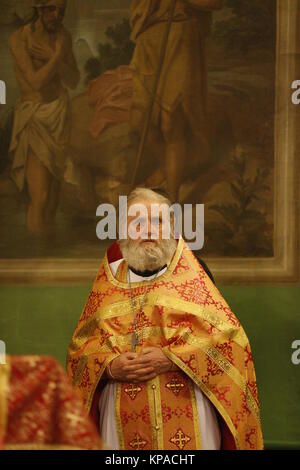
top-left (109, 347), bottom-right (172, 383)
top-left (29, 32), bottom-right (66, 62)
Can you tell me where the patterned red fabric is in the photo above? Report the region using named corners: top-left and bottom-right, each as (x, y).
top-left (98, 241), bottom-right (237, 450)
top-left (4, 356), bottom-right (102, 450)
top-left (0, 430), bottom-right (3, 450)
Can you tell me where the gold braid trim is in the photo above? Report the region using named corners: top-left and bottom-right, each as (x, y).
top-left (187, 380), bottom-right (202, 450)
top-left (86, 353), bottom-right (120, 413)
top-left (73, 324), bottom-right (259, 428)
top-left (163, 326), bottom-right (260, 423)
top-left (184, 333), bottom-right (260, 423)
top-left (115, 260), bottom-right (129, 283)
top-left (147, 376), bottom-right (164, 450)
top-left (90, 292), bottom-right (247, 349)
top-left (162, 349), bottom-right (241, 450)
top-left (115, 383), bottom-right (124, 450)
top-left (0, 358), bottom-right (10, 438)
top-left (155, 294), bottom-right (248, 348)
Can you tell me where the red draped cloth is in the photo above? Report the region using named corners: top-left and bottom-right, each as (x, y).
top-left (87, 65), bottom-right (133, 139)
top-left (0, 356), bottom-right (102, 450)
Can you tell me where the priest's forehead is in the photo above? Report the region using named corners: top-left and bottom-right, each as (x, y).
top-left (35, 0), bottom-right (67, 8)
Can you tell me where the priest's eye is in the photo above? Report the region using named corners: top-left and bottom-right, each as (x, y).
top-left (133, 218), bottom-right (145, 228)
top-left (152, 217), bottom-right (162, 226)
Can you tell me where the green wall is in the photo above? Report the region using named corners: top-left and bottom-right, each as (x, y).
top-left (0, 283), bottom-right (300, 449)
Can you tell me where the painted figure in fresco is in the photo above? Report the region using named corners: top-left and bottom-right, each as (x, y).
top-left (130, 0), bottom-right (223, 201)
top-left (9, 0), bottom-right (80, 235)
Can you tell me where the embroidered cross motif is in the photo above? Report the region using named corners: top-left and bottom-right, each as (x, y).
top-left (65, 412), bottom-right (84, 427)
top-left (125, 383), bottom-right (142, 400)
top-left (166, 376), bottom-right (185, 396)
top-left (129, 433), bottom-right (147, 450)
top-left (170, 429), bottom-right (191, 450)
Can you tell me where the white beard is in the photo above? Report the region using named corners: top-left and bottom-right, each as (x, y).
top-left (119, 237), bottom-right (177, 272)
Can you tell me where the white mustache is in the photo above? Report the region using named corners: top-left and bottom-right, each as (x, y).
top-left (120, 238), bottom-right (177, 272)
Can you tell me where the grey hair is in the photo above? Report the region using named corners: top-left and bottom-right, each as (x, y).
top-left (127, 187), bottom-right (172, 208)
top-left (118, 187), bottom-right (175, 239)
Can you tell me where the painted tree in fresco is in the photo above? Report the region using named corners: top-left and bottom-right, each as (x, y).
top-left (205, 153), bottom-right (273, 257)
top-left (214, 0), bottom-right (276, 54)
top-left (85, 18), bottom-right (134, 83)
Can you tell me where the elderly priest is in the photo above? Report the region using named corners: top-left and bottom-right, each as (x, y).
top-left (67, 188), bottom-right (263, 451)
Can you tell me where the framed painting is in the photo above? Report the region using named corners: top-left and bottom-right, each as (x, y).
top-left (0, 0), bottom-right (298, 283)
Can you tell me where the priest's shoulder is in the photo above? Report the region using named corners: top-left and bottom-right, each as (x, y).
top-left (106, 240), bottom-right (123, 264)
top-left (194, 251), bottom-right (215, 285)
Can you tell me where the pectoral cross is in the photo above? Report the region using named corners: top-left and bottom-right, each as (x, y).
top-left (131, 331), bottom-right (139, 352)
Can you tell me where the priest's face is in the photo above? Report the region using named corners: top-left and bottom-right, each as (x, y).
top-left (38, 0), bottom-right (66, 33)
top-left (119, 198), bottom-right (177, 272)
